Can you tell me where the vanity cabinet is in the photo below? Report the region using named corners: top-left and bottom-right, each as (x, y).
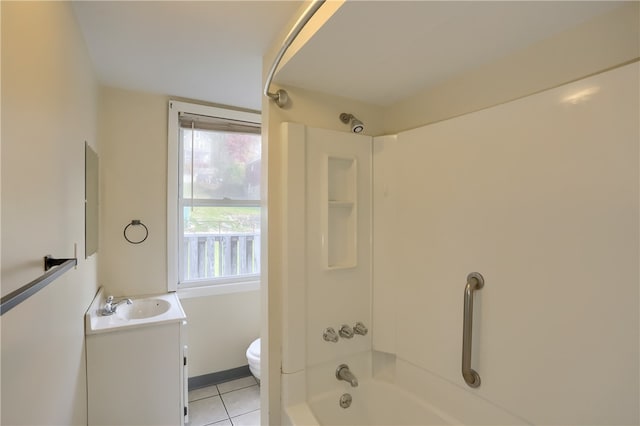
top-left (85, 291), bottom-right (188, 426)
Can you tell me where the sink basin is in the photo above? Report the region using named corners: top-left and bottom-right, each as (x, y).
top-left (116, 298), bottom-right (171, 320)
top-left (85, 289), bottom-right (186, 334)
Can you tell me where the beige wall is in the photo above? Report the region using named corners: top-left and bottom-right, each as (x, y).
top-left (384, 2), bottom-right (640, 133)
top-left (98, 86), bottom-right (261, 375)
top-left (181, 291), bottom-right (260, 377)
top-left (1, 2), bottom-right (98, 424)
top-left (98, 87), bottom-right (168, 297)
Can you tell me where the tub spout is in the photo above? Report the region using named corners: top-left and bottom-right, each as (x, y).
top-left (336, 364), bottom-right (358, 387)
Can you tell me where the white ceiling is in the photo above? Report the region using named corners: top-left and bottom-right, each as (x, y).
top-left (73, 1), bottom-right (624, 111)
top-left (72, 1), bottom-right (302, 111)
top-left (275, 1), bottom-right (624, 106)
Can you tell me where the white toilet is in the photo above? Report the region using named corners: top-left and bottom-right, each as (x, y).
top-left (246, 338), bottom-right (261, 382)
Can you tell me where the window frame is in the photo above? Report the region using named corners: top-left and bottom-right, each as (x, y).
top-left (167, 100), bottom-right (261, 297)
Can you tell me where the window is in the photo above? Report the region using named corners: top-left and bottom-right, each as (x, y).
top-left (168, 101), bottom-right (261, 295)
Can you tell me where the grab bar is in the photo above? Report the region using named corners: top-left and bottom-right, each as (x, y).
top-left (462, 272), bottom-right (484, 388)
top-left (0, 256), bottom-right (77, 315)
top-left (263, 0), bottom-right (326, 108)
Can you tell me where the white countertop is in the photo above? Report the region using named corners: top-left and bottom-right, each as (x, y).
top-left (85, 288), bottom-right (187, 335)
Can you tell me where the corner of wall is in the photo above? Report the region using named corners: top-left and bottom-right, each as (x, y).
top-left (383, 2), bottom-right (640, 134)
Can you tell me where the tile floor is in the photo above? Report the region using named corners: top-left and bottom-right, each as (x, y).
top-left (187, 376), bottom-right (260, 426)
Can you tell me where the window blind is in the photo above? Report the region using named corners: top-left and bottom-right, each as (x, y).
top-left (179, 112), bottom-right (260, 134)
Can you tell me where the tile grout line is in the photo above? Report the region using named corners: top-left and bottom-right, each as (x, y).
top-left (229, 407), bottom-right (260, 422)
top-left (223, 385), bottom-right (260, 420)
top-left (217, 376), bottom-right (257, 393)
top-left (218, 383), bottom-right (257, 395)
top-left (187, 379), bottom-right (259, 426)
top-left (189, 393), bottom-right (221, 403)
top-left (218, 385), bottom-right (233, 424)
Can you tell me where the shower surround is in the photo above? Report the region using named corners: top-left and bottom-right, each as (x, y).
top-left (280, 62), bottom-right (639, 425)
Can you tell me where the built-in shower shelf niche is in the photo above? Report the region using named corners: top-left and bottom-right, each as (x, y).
top-left (326, 156), bottom-right (357, 269)
top-left (328, 157), bottom-right (356, 201)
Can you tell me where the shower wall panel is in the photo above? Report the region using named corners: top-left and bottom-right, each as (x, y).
top-left (373, 62), bottom-right (639, 424)
top-left (280, 124), bottom-right (373, 380)
top-left (372, 135), bottom-right (399, 355)
top-left (305, 126), bottom-right (372, 368)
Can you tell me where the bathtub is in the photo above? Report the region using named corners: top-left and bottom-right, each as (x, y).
top-left (286, 379), bottom-right (461, 426)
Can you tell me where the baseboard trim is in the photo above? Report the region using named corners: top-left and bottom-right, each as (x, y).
top-left (189, 365), bottom-right (252, 390)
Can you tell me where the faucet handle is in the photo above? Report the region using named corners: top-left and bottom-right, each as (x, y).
top-left (101, 296), bottom-right (115, 316)
top-left (354, 322), bottom-right (368, 336)
top-left (323, 327), bottom-right (339, 343)
top-left (339, 324), bottom-right (354, 339)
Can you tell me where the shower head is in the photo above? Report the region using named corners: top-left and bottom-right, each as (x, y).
top-left (340, 113), bottom-right (365, 134)
top-left (351, 118), bottom-right (364, 134)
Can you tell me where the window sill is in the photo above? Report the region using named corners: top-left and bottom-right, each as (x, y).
top-left (176, 279), bottom-right (260, 299)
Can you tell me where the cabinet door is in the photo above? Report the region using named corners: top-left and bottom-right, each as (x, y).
top-left (182, 343), bottom-right (189, 425)
top-left (87, 323), bottom-right (183, 425)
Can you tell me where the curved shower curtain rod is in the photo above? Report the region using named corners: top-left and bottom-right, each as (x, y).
top-left (263, 0), bottom-right (326, 108)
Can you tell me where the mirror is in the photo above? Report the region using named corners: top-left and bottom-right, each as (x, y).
top-left (85, 142), bottom-right (99, 258)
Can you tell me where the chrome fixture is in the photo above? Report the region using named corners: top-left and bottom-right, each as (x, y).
top-left (336, 364), bottom-right (358, 387)
top-left (339, 393), bottom-right (352, 409)
top-left (323, 327), bottom-right (339, 343)
top-left (102, 295), bottom-right (132, 316)
top-left (462, 272), bottom-right (484, 388)
top-left (266, 89), bottom-right (288, 109)
top-left (1, 256), bottom-right (77, 316)
top-left (339, 113), bottom-right (365, 133)
top-left (353, 321), bottom-right (368, 336)
top-left (339, 324), bottom-right (354, 339)
top-left (264, 0), bottom-right (326, 108)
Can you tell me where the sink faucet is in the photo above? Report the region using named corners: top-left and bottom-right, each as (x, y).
top-left (102, 295), bottom-right (132, 316)
top-left (336, 364), bottom-right (358, 387)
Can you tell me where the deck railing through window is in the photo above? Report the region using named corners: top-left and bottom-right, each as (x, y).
top-left (183, 233), bottom-right (260, 281)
